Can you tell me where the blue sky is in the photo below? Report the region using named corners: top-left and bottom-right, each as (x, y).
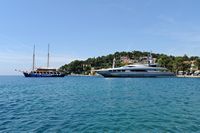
top-left (1, 0), bottom-right (200, 75)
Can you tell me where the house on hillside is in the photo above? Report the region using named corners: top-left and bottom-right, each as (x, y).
top-left (120, 56), bottom-right (136, 64)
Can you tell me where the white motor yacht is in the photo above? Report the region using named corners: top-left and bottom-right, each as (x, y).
top-left (96, 54), bottom-right (175, 78)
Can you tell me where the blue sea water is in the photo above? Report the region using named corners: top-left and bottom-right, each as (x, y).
top-left (0, 76), bottom-right (200, 132)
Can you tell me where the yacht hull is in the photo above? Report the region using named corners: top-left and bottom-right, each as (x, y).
top-left (23, 72), bottom-right (65, 77)
top-left (97, 71), bottom-right (175, 78)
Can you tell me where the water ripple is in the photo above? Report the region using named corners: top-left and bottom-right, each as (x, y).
top-left (0, 76), bottom-right (200, 132)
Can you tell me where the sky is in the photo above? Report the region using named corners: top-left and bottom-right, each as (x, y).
top-left (0, 0), bottom-right (200, 75)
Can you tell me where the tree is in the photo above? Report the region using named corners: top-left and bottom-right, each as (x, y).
top-left (195, 58), bottom-right (200, 70)
top-left (173, 57), bottom-right (190, 74)
top-left (157, 55), bottom-right (174, 71)
top-left (183, 54), bottom-right (189, 61)
top-left (173, 57), bottom-right (184, 74)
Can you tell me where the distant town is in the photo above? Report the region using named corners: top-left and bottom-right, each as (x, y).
top-left (59, 51), bottom-right (200, 77)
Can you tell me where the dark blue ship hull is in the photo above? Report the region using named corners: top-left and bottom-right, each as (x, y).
top-left (23, 72), bottom-right (65, 77)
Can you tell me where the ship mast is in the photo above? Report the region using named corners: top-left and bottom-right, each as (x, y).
top-left (47, 44), bottom-right (50, 68)
top-left (32, 45), bottom-right (35, 71)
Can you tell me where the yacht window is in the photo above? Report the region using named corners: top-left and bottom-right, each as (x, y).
top-left (149, 65), bottom-right (157, 67)
top-left (149, 69), bottom-right (157, 71)
top-left (131, 70), bottom-right (147, 72)
top-left (160, 69), bottom-right (167, 72)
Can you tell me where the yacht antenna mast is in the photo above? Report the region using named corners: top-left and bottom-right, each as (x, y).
top-left (148, 51), bottom-right (153, 65)
top-left (32, 45), bottom-right (35, 71)
top-left (112, 58), bottom-right (116, 68)
top-left (47, 44), bottom-right (50, 68)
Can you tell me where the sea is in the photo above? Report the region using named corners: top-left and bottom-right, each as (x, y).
top-left (0, 76), bottom-right (200, 132)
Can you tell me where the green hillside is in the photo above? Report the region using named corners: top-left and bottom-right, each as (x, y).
top-left (59, 51), bottom-right (200, 75)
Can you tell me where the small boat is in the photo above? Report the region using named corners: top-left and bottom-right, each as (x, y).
top-left (21, 45), bottom-right (65, 78)
top-left (96, 53), bottom-right (175, 78)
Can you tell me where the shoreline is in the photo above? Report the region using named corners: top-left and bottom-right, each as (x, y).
top-left (176, 75), bottom-right (200, 78)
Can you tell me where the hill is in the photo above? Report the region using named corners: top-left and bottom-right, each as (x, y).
top-left (59, 51), bottom-right (200, 75)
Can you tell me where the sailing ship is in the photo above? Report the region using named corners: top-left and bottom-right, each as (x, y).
top-left (21, 45), bottom-right (65, 77)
